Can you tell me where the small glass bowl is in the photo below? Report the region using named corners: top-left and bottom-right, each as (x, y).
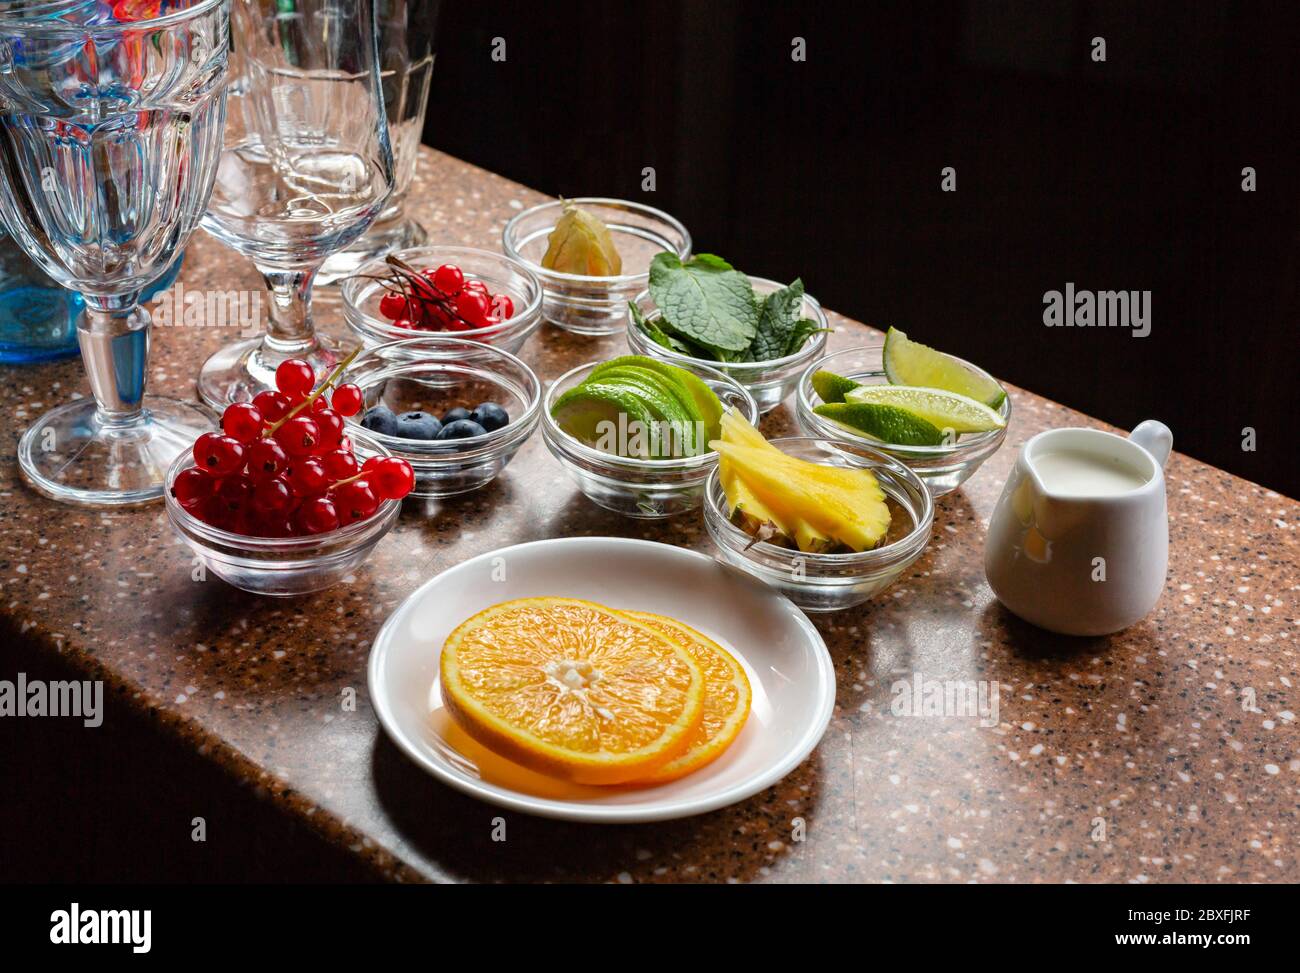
top-left (340, 245), bottom-right (544, 355)
top-left (541, 360), bottom-right (758, 519)
top-left (626, 275), bottom-right (829, 413)
top-left (502, 197), bottom-right (691, 336)
top-left (340, 336), bottom-right (542, 499)
top-left (164, 429), bottom-right (401, 598)
top-left (703, 437), bottom-right (934, 613)
top-left (796, 342), bottom-right (1011, 496)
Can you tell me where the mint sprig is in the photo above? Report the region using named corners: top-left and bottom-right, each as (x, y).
top-left (639, 253), bottom-right (829, 362)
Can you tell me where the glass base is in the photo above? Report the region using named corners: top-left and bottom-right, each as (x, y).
top-left (196, 332), bottom-right (358, 410)
top-left (315, 216), bottom-right (427, 286)
top-left (18, 396), bottom-right (215, 507)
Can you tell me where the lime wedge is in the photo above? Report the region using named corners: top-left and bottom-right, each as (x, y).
top-left (813, 402), bottom-right (946, 446)
top-left (844, 385), bottom-right (1005, 434)
top-left (811, 369), bottom-right (861, 404)
top-left (883, 327), bottom-right (1005, 408)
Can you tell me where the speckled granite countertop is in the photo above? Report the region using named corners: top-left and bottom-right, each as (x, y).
top-left (2, 149), bottom-right (1296, 883)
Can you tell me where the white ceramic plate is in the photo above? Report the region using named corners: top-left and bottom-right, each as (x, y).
top-left (368, 537), bottom-right (835, 823)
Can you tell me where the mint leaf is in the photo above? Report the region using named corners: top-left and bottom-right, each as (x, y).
top-left (648, 252), bottom-right (757, 352)
top-left (750, 279), bottom-right (805, 360)
top-left (630, 301), bottom-right (705, 357)
top-left (783, 318), bottom-right (832, 357)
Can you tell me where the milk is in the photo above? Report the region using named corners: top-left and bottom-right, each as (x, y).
top-left (1033, 448), bottom-right (1149, 497)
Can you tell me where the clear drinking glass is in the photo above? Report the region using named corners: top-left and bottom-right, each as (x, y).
top-left (198, 0), bottom-right (396, 408)
top-left (316, 0), bottom-right (437, 285)
top-left (0, 0), bottom-right (230, 506)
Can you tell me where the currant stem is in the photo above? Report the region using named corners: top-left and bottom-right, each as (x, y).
top-left (263, 347), bottom-right (362, 437)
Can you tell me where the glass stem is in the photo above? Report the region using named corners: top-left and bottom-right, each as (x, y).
top-left (77, 295), bottom-right (148, 426)
top-left (259, 266), bottom-right (320, 358)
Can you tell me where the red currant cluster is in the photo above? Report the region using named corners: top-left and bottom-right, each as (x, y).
top-left (172, 358), bottom-right (415, 537)
top-left (375, 259), bottom-right (515, 332)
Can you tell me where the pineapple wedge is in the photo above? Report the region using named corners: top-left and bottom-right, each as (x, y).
top-left (718, 412), bottom-right (836, 552)
top-left (720, 460), bottom-right (792, 540)
top-left (711, 413), bottom-right (892, 552)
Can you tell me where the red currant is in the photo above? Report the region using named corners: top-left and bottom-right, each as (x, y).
top-left (369, 457), bottom-right (416, 500)
top-left (215, 475), bottom-right (252, 515)
top-left (273, 415), bottom-right (321, 457)
top-left (331, 383), bottom-right (363, 417)
top-left (246, 438), bottom-right (288, 479)
top-left (313, 408), bottom-right (344, 451)
top-left (221, 402), bottom-right (264, 443)
top-left (464, 279), bottom-right (489, 297)
top-left (171, 467), bottom-right (214, 510)
top-left (490, 294), bottom-right (515, 320)
top-left (379, 291), bottom-right (409, 320)
top-left (193, 432), bottom-right (245, 476)
top-left (275, 359), bottom-right (316, 397)
top-left (392, 317), bottom-right (414, 330)
top-left (252, 390), bottom-right (292, 423)
top-left (322, 448), bottom-right (358, 480)
top-left (455, 291), bottom-right (490, 328)
top-left (251, 476), bottom-right (292, 515)
top-left (432, 264), bottom-right (464, 297)
top-left (287, 458), bottom-right (328, 496)
top-left (296, 496), bottom-right (340, 534)
top-left (333, 479), bottom-right (379, 522)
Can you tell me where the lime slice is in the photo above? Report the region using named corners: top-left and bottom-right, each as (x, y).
top-left (844, 385), bottom-right (1005, 434)
top-left (811, 369), bottom-right (861, 404)
top-left (883, 327), bottom-right (1005, 408)
top-left (813, 402), bottom-right (946, 446)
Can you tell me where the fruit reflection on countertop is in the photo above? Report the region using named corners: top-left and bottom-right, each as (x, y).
top-left (551, 354), bottom-right (723, 460)
top-left (712, 411), bottom-right (891, 553)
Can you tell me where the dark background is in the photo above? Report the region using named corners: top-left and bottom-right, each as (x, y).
top-left (423, 0), bottom-right (1299, 496)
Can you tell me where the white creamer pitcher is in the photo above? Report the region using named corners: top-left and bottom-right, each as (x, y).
top-left (984, 420), bottom-right (1172, 636)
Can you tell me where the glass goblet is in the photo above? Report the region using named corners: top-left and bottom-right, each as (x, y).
top-left (316, 0), bottom-right (439, 285)
top-left (0, 0), bottom-right (230, 506)
top-left (197, 0), bottom-right (397, 408)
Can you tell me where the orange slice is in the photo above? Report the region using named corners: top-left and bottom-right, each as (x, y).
top-left (620, 611), bottom-right (752, 784)
top-left (439, 597), bottom-right (705, 785)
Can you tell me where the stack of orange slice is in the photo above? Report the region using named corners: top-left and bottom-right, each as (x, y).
top-left (440, 597), bottom-right (751, 786)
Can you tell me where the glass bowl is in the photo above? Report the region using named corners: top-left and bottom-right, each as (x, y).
top-left (339, 336), bottom-right (542, 499)
top-left (502, 197), bottom-right (691, 336)
top-left (164, 429), bottom-right (401, 598)
top-left (541, 360), bottom-right (758, 519)
top-left (703, 437), bottom-right (934, 613)
top-left (795, 342), bottom-right (1010, 496)
top-left (340, 245), bottom-right (544, 355)
top-left (626, 275), bottom-right (829, 413)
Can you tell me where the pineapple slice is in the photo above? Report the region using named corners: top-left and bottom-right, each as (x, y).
top-left (710, 440), bottom-right (892, 552)
top-left (719, 411), bottom-right (836, 552)
top-left (720, 458), bottom-right (792, 540)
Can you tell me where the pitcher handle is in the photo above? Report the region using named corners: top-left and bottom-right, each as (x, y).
top-left (1129, 419), bottom-right (1172, 468)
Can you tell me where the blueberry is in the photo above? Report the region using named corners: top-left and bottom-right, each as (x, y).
top-left (360, 404), bottom-right (398, 436)
top-left (470, 402), bottom-right (510, 432)
top-left (438, 419), bottom-right (488, 440)
top-left (394, 410), bottom-right (443, 440)
top-left (442, 407), bottom-right (472, 424)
